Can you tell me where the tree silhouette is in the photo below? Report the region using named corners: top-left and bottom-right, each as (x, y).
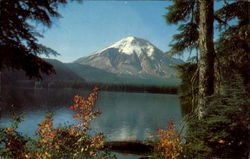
top-left (0, 0), bottom-right (81, 79)
top-left (165, 0), bottom-right (215, 118)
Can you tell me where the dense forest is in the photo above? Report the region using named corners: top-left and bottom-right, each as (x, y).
top-left (163, 0), bottom-right (249, 158)
top-left (0, 0), bottom-right (249, 159)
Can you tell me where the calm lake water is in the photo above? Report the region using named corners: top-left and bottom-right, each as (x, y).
top-left (0, 88), bottom-right (182, 159)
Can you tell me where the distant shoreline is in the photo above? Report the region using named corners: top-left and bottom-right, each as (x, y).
top-left (3, 80), bottom-right (179, 94)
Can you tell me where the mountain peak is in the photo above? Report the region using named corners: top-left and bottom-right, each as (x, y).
top-left (75, 36), bottom-right (183, 82)
top-left (97, 36), bottom-right (156, 56)
top-left (116, 36), bottom-right (143, 42)
top-left (123, 36), bottom-right (137, 41)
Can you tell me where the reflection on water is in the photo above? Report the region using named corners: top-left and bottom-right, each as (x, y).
top-left (0, 88), bottom-right (181, 141)
top-left (0, 88), bottom-right (181, 158)
top-left (94, 91), bottom-right (181, 140)
top-left (114, 153), bottom-right (140, 159)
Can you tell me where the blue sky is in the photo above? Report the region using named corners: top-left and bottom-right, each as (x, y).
top-left (38, 1), bottom-right (224, 63)
top-left (38, 1), bottom-right (178, 62)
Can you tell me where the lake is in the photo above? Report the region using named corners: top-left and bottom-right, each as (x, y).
top-left (0, 88), bottom-right (182, 158)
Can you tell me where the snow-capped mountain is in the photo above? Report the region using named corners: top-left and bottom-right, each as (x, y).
top-left (97, 36), bottom-right (156, 56)
top-left (75, 36), bottom-right (183, 84)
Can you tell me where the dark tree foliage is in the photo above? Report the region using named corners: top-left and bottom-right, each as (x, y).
top-left (165, 0), bottom-right (199, 56)
top-left (215, 1), bottom-right (250, 91)
top-left (168, 1), bottom-right (250, 157)
top-left (165, 0), bottom-right (249, 60)
top-left (186, 75), bottom-right (250, 159)
top-left (167, 0), bottom-right (250, 111)
top-left (0, 0), bottom-right (81, 79)
top-left (175, 63), bottom-right (198, 115)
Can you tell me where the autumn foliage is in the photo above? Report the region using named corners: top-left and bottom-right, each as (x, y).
top-left (154, 120), bottom-right (184, 159)
top-left (0, 87), bottom-right (114, 159)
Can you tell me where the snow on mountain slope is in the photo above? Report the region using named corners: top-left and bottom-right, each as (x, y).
top-left (97, 36), bottom-right (156, 56)
top-left (75, 36), bottom-right (183, 81)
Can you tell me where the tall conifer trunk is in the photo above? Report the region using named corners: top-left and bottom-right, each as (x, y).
top-left (197, 0), bottom-right (215, 119)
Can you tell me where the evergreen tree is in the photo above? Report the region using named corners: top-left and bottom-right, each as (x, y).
top-left (166, 1), bottom-right (250, 157)
top-left (0, 0), bottom-right (81, 79)
top-left (214, 1), bottom-right (250, 94)
top-left (165, 0), bottom-right (200, 116)
top-left (186, 75), bottom-right (250, 159)
top-left (165, 0), bottom-right (199, 56)
top-left (175, 63), bottom-right (198, 115)
top-left (166, 0), bottom-right (249, 116)
top-left (197, 0), bottom-right (215, 118)
top-left (165, 0), bottom-right (215, 118)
